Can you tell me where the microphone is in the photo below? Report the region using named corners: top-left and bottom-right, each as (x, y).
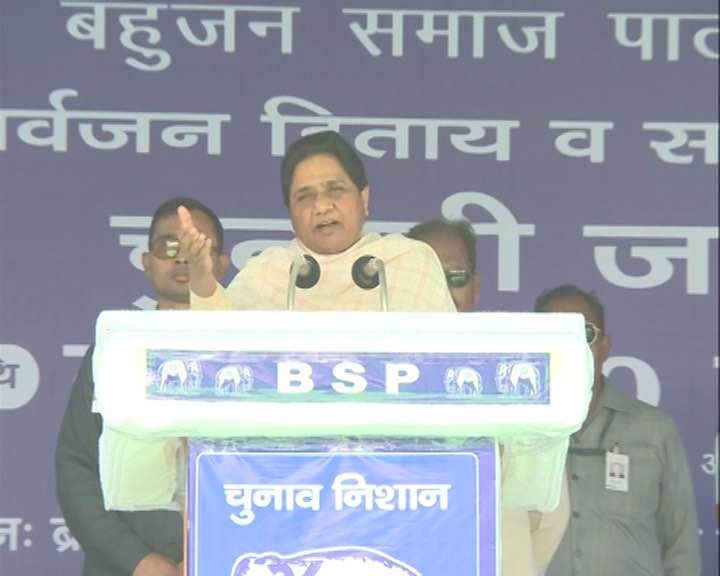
top-left (351, 255), bottom-right (388, 312)
top-left (287, 254), bottom-right (321, 310)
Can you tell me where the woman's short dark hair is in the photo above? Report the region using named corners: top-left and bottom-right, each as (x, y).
top-left (281, 131), bottom-right (368, 206)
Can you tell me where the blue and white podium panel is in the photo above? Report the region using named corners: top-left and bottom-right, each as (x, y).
top-left (187, 440), bottom-right (499, 576)
top-left (94, 311), bottom-right (592, 514)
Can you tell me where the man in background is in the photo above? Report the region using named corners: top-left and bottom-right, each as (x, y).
top-left (55, 197), bottom-right (229, 576)
top-left (407, 218), bottom-right (570, 576)
top-left (405, 218), bottom-right (480, 312)
top-left (536, 284), bottom-right (701, 576)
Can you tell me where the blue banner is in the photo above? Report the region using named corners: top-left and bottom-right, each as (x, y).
top-left (187, 441), bottom-right (498, 576)
top-left (147, 350), bottom-right (550, 403)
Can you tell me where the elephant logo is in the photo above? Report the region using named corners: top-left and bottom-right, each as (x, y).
top-left (495, 362), bottom-right (542, 398)
top-left (444, 366), bottom-right (482, 395)
top-left (158, 359), bottom-right (188, 392)
top-left (215, 365), bottom-right (254, 394)
top-left (185, 360), bottom-right (201, 390)
top-left (231, 547), bottom-right (421, 576)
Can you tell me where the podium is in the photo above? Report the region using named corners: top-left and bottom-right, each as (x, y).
top-left (93, 310), bottom-right (592, 575)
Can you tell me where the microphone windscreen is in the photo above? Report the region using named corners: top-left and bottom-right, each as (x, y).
top-left (296, 254), bottom-right (321, 289)
top-left (352, 255), bottom-right (380, 290)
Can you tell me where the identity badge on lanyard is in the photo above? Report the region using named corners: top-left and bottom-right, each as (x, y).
top-left (605, 443), bottom-right (629, 492)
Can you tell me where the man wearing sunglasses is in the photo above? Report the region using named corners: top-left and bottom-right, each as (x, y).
top-left (140, 198), bottom-right (229, 311)
top-left (405, 218), bottom-right (480, 312)
top-left (55, 197), bottom-right (229, 576)
top-left (407, 218), bottom-right (570, 576)
top-left (536, 284), bottom-right (700, 576)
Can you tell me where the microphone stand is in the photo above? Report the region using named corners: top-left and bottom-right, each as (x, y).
top-left (287, 254), bottom-right (320, 310)
top-left (351, 255), bottom-right (388, 312)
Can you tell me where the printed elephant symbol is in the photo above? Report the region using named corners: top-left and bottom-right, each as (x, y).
top-left (158, 360), bottom-right (187, 391)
